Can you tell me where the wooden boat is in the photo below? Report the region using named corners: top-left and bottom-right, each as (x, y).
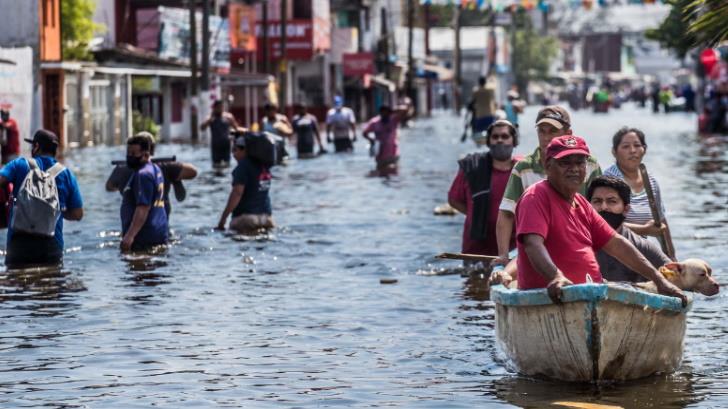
top-left (490, 283), bottom-right (692, 382)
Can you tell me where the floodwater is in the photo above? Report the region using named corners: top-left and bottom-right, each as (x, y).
top-left (0, 104), bottom-right (726, 408)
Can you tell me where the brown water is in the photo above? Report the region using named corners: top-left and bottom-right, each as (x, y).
top-left (0, 104), bottom-right (725, 408)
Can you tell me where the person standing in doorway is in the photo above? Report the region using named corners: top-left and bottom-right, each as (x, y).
top-left (325, 96), bottom-right (357, 153)
top-left (201, 100), bottom-right (239, 168)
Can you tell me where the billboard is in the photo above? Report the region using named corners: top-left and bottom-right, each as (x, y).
top-left (229, 4), bottom-right (256, 52)
top-left (158, 7), bottom-right (230, 71)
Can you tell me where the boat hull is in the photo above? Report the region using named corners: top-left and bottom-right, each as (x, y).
top-left (491, 284), bottom-right (691, 382)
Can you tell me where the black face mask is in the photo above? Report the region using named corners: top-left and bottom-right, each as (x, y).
top-left (126, 155), bottom-right (144, 170)
top-left (598, 210), bottom-right (626, 230)
top-left (489, 144), bottom-right (514, 161)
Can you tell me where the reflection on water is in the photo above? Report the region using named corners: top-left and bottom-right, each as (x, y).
top-left (492, 373), bottom-right (701, 409)
top-left (0, 105), bottom-right (725, 407)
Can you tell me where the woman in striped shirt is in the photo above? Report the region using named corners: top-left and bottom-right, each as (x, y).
top-left (603, 127), bottom-right (667, 237)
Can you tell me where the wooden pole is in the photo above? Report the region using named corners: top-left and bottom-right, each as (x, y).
top-left (406, 0), bottom-right (416, 115)
top-left (201, 0), bottom-right (210, 92)
top-left (453, 4), bottom-right (462, 114)
top-left (424, 3), bottom-right (432, 116)
top-left (189, 0), bottom-right (199, 143)
top-left (262, 0), bottom-right (270, 74)
top-left (639, 164), bottom-right (676, 261)
top-left (279, 0), bottom-right (288, 111)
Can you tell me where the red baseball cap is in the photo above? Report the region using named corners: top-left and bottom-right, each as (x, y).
top-left (545, 135), bottom-right (590, 160)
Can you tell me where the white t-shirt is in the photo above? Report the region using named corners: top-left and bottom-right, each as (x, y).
top-left (326, 107), bottom-right (356, 140)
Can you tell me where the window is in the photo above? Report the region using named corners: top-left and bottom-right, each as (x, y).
top-left (293, 0), bottom-right (311, 19)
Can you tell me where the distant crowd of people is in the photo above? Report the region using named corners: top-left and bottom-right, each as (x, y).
top-left (0, 94), bottom-right (415, 270)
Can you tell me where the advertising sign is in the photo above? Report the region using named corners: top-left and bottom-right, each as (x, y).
top-left (229, 4), bottom-right (256, 51)
top-left (343, 52), bottom-right (375, 77)
top-left (158, 7), bottom-right (230, 71)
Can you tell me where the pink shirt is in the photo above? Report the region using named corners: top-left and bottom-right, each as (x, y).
top-left (515, 180), bottom-right (616, 290)
top-left (363, 116), bottom-right (399, 160)
top-left (448, 167), bottom-right (513, 256)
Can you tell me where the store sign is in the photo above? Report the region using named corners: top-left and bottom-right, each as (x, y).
top-left (343, 52), bottom-right (374, 77)
top-left (255, 20), bottom-right (316, 60)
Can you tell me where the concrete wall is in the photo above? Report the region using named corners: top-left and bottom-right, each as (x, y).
top-left (0, 0), bottom-right (39, 50)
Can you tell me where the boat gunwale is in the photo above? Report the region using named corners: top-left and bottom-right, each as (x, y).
top-left (490, 283), bottom-right (692, 313)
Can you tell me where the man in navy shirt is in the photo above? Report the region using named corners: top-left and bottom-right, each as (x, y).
top-left (216, 136), bottom-right (274, 233)
top-left (120, 135), bottom-right (168, 251)
top-left (0, 130), bottom-right (84, 267)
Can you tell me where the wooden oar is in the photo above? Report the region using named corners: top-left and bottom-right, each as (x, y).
top-left (436, 252), bottom-right (497, 262)
top-left (639, 164), bottom-right (676, 261)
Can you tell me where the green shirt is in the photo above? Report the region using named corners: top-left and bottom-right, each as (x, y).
top-left (499, 147), bottom-right (602, 213)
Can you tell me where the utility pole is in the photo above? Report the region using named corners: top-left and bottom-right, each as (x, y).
top-left (424, 2), bottom-right (431, 115)
top-left (406, 0), bottom-right (416, 116)
top-left (453, 4), bottom-right (462, 114)
top-left (279, 0), bottom-right (288, 111)
top-left (381, 7), bottom-right (390, 80)
top-left (189, 0), bottom-right (199, 142)
top-left (262, 0), bottom-right (270, 74)
top-left (197, 0), bottom-right (211, 142)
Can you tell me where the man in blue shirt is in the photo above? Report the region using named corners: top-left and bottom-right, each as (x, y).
top-left (216, 136), bottom-right (274, 233)
top-left (0, 130), bottom-right (84, 268)
top-left (120, 135), bottom-right (168, 251)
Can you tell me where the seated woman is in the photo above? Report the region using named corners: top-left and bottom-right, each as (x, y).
top-left (603, 127), bottom-right (667, 237)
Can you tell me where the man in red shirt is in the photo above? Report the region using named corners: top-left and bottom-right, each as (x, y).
top-left (515, 135), bottom-right (686, 305)
top-left (448, 119), bottom-right (520, 259)
top-left (0, 109), bottom-right (20, 164)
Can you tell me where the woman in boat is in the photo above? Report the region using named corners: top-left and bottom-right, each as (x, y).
top-left (603, 127), bottom-right (667, 237)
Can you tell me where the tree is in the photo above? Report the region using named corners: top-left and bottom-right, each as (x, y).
top-left (646, 0), bottom-right (728, 57)
top-left (687, 0), bottom-right (728, 47)
top-left (511, 10), bottom-right (558, 96)
top-left (645, 0), bottom-right (696, 60)
top-left (61, 0), bottom-right (104, 60)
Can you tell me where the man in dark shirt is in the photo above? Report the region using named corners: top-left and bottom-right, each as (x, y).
top-left (201, 100), bottom-right (239, 167)
top-left (106, 132), bottom-right (197, 219)
top-left (120, 135), bottom-right (168, 251)
top-left (216, 136), bottom-right (273, 233)
top-left (587, 175), bottom-right (671, 282)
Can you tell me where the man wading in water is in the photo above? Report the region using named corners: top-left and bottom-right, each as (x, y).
top-left (201, 100), bottom-right (239, 168)
top-left (448, 120), bottom-right (520, 263)
top-left (120, 135), bottom-right (168, 252)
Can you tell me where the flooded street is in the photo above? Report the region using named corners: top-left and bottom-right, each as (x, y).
top-left (1, 104), bottom-right (726, 408)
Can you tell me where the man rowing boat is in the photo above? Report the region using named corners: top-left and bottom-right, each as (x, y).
top-left (515, 135), bottom-right (686, 305)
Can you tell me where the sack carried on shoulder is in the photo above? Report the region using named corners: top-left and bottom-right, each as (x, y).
top-left (11, 158), bottom-right (65, 236)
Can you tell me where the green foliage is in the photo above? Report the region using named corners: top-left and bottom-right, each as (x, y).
top-left (511, 10), bottom-right (558, 95)
top-left (61, 0), bottom-right (104, 61)
top-left (686, 0), bottom-right (728, 47)
top-left (645, 0), bottom-right (695, 60)
top-left (427, 4), bottom-right (493, 27)
top-left (132, 111), bottom-right (160, 138)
